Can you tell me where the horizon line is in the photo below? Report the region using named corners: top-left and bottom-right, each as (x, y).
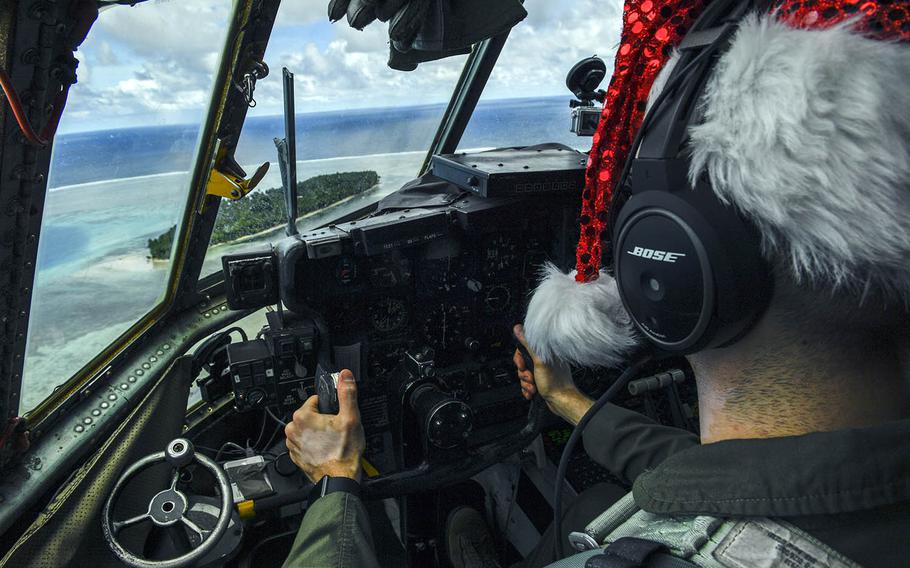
top-left (56, 94), bottom-right (569, 137)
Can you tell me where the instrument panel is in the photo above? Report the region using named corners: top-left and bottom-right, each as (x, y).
top-left (281, 194), bottom-right (578, 471)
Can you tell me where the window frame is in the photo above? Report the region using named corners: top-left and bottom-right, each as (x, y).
top-left (22, 0), bottom-right (263, 427)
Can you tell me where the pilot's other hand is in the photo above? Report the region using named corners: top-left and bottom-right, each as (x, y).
top-left (285, 369), bottom-right (365, 483)
top-left (513, 324), bottom-right (593, 426)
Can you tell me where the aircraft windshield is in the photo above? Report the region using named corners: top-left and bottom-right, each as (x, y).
top-left (459, 0), bottom-right (621, 153)
top-left (21, 1), bottom-right (233, 413)
top-left (197, 7), bottom-right (468, 275)
top-left (22, 0), bottom-right (620, 414)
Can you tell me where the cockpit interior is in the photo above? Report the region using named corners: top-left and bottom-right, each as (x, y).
top-left (0, 1), bottom-right (702, 566)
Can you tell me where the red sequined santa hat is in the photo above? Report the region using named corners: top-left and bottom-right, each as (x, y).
top-left (524, 0), bottom-right (910, 368)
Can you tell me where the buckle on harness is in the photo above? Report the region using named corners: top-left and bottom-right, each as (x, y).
top-left (568, 531), bottom-right (600, 552)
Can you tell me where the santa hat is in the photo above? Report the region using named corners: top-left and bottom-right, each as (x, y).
top-left (524, 0), bottom-right (910, 368)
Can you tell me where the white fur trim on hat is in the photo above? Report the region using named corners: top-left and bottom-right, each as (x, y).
top-left (523, 263), bottom-right (639, 368)
top-left (688, 13), bottom-right (910, 298)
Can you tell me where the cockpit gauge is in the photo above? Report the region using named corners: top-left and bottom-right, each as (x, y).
top-left (369, 256), bottom-right (412, 288)
top-left (422, 304), bottom-right (471, 351)
top-left (420, 257), bottom-right (469, 295)
top-left (484, 235), bottom-right (519, 275)
top-left (334, 256), bottom-right (358, 285)
top-left (484, 285), bottom-right (512, 313)
top-left (369, 297), bottom-right (409, 333)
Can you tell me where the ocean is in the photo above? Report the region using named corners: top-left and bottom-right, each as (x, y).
top-left (22, 96), bottom-right (591, 412)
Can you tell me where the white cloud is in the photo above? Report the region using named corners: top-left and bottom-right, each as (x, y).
top-left (96, 40), bottom-right (119, 66)
top-left (278, 0), bottom-right (333, 25)
top-left (482, 0), bottom-right (623, 99)
top-left (61, 0), bottom-right (625, 132)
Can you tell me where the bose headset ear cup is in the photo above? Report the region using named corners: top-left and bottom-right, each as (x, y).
top-left (614, 193), bottom-right (713, 352)
top-left (614, 185), bottom-right (771, 354)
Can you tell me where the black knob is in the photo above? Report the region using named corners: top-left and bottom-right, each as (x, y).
top-left (165, 438), bottom-right (195, 468)
top-left (464, 337), bottom-right (480, 352)
top-left (410, 384), bottom-right (473, 449)
top-left (248, 388), bottom-right (266, 408)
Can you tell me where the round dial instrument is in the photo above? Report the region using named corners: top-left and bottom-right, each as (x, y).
top-left (369, 297), bottom-right (409, 333)
top-left (484, 285), bottom-right (512, 313)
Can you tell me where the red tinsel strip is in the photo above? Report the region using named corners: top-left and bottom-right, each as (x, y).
top-left (575, 0), bottom-right (710, 282)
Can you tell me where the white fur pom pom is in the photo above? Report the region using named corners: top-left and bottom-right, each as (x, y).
top-left (523, 263), bottom-right (640, 368)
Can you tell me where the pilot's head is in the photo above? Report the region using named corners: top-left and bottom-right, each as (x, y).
top-left (524, 0), bottom-right (910, 430)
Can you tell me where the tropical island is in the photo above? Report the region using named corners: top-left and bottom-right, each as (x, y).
top-left (148, 170), bottom-right (379, 260)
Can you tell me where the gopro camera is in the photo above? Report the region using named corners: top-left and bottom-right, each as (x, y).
top-left (566, 56), bottom-right (607, 137)
top-left (571, 105), bottom-right (603, 136)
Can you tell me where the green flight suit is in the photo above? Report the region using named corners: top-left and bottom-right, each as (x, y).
top-left (282, 491), bottom-right (380, 568)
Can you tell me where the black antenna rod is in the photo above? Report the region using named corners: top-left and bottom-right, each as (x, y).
top-left (274, 67), bottom-right (299, 236)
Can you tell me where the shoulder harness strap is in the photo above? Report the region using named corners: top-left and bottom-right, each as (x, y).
top-left (557, 492), bottom-right (862, 568)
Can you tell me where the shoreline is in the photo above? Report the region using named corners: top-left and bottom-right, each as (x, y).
top-left (48, 150), bottom-right (428, 193)
top-left (207, 186), bottom-right (372, 250)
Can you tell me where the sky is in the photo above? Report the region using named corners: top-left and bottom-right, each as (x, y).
top-left (58, 0), bottom-right (623, 133)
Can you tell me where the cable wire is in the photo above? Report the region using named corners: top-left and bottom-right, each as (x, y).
top-left (262, 409), bottom-right (289, 452)
top-left (214, 441), bottom-right (247, 462)
top-left (553, 355), bottom-right (652, 559)
top-left (265, 406), bottom-right (286, 429)
top-left (0, 69), bottom-right (70, 147)
top-left (223, 326), bottom-right (249, 342)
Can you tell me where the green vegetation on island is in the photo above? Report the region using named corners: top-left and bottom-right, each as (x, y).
top-left (148, 225), bottom-right (176, 260)
top-left (148, 170), bottom-right (379, 260)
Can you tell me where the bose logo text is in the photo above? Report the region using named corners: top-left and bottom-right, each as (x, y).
top-left (627, 246), bottom-right (686, 263)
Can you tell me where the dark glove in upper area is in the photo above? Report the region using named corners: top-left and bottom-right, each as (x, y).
top-left (327, 0), bottom-right (527, 71)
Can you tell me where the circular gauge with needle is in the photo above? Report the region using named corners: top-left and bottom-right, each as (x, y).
top-left (484, 285), bottom-right (512, 313)
top-left (369, 297), bottom-right (409, 333)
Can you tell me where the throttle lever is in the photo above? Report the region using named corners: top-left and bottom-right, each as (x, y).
top-left (315, 367), bottom-right (341, 415)
top-left (513, 334), bottom-right (535, 375)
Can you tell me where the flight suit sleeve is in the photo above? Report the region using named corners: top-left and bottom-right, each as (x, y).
top-left (582, 403), bottom-right (699, 486)
top-left (282, 491), bottom-right (380, 568)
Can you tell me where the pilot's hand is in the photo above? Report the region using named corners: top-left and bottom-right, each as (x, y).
top-left (285, 369), bottom-right (365, 483)
top-left (513, 324), bottom-right (593, 426)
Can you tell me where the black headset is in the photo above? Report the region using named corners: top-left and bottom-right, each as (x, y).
top-left (608, 0), bottom-right (774, 354)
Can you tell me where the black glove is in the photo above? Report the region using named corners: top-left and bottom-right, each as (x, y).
top-left (326, 0), bottom-right (527, 71)
top-left (346, 0), bottom-right (379, 30)
top-left (327, 0), bottom-right (349, 22)
top-left (376, 0), bottom-right (408, 22)
top-left (389, 0), bottom-right (430, 48)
